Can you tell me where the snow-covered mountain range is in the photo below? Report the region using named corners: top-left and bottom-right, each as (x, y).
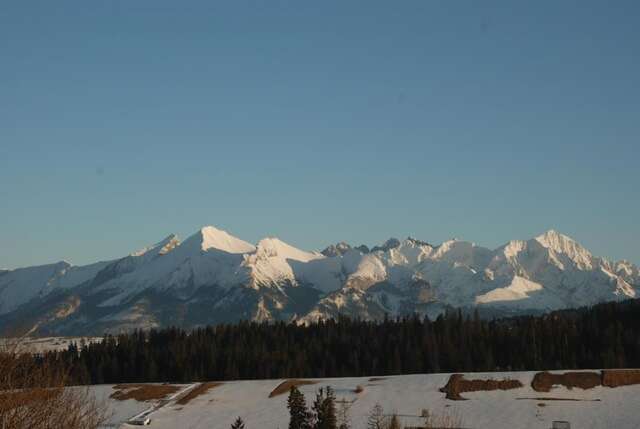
top-left (0, 226), bottom-right (637, 335)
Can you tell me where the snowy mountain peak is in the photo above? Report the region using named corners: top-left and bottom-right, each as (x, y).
top-left (157, 234), bottom-right (180, 255)
top-left (534, 229), bottom-right (583, 251)
top-left (534, 229), bottom-right (594, 268)
top-left (321, 242), bottom-right (352, 257)
top-left (371, 238), bottom-right (401, 253)
top-left (159, 233), bottom-right (178, 243)
top-left (615, 260), bottom-right (640, 284)
top-left (616, 260), bottom-right (635, 275)
top-left (1, 227), bottom-right (638, 334)
top-left (131, 234), bottom-right (181, 257)
top-left (255, 237), bottom-right (321, 263)
top-left (500, 240), bottom-right (527, 259)
top-left (405, 237), bottom-right (434, 248)
top-left (433, 239), bottom-right (476, 257)
top-left (55, 260), bottom-right (73, 269)
top-left (536, 229), bottom-right (571, 245)
top-left (191, 226), bottom-right (256, 254)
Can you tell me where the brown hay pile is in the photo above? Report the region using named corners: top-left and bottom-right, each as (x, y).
top-left (110, 384), bottom-right (181, 402)
top-left (269, 379), bottom-right (317, 398)
top-left (439, 374), bottom-right (523, 400)
top-left (601, 369), bottom-right (640, 388)
top-left (531, 371), bottom-right (601, 392)
top-left (176, 382), bottom-right (222, 405)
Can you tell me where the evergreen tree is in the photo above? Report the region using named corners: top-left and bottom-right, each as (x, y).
top-left (312, 387), bottom-right (337, 429)
top-left (287, 386), bottom-right (311, 429)
top-left (231, 416), bottom-right (245, 429)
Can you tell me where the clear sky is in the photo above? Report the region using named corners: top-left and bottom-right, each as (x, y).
top-left (1, 1), bottom-right (639, 269)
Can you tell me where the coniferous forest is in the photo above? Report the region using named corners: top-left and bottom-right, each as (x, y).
top-left (34, 298), bottom-right (640, 385)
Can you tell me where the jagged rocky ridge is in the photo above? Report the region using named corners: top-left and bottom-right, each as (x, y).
top-left (0, 226), bottom-right (637, 335)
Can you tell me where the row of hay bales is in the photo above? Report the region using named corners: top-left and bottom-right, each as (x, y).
top-left (440, 369), bottom-right (640, 400)
top-left (532, 369), bottom-right (640, 392)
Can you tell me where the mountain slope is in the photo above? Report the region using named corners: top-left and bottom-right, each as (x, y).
top-left (0, 226), bottom-right (637, 335)
top-left (0, 260), bottom-right (113, 315)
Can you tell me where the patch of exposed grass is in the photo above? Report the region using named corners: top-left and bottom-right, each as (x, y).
top-left (110, 384), bottom-right (181, 402)
top-left (176, 382), bottom-right (222, 405)
top-left (269, 379), bottom-right (317, 398)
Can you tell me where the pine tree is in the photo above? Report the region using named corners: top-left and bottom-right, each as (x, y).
top-left (231, 417), bottom-right (245, 429)
top-left (288, 386), bottom-right (311, 429)
top-left (312, 387), bottom-right (337, 429)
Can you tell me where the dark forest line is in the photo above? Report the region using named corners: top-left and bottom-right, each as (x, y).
top-left (31, 298), bottom-right (640, 385)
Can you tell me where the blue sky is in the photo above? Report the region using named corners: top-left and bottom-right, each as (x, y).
top-left (1, 1), bottom-right (639, 268)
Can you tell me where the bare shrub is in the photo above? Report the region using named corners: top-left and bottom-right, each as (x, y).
top-left (337, 399), bottom-right (352, 429)
top-left (366, 403), bottom-right (386, 429)
top-left (387, 413), bottom-right (401, 429)
top-left (0, 339), bottom-right (109, 429)
top-left (421, 408), bottom-right (464, 429)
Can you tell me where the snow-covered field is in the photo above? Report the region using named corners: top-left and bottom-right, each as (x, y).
top-left (95, 370), bottom-right (639, 429)
top-left (0, 336), bottom-right (102, 353)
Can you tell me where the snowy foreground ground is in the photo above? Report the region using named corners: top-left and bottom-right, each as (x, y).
top-left (94, 370), bottom-right (639, 429)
